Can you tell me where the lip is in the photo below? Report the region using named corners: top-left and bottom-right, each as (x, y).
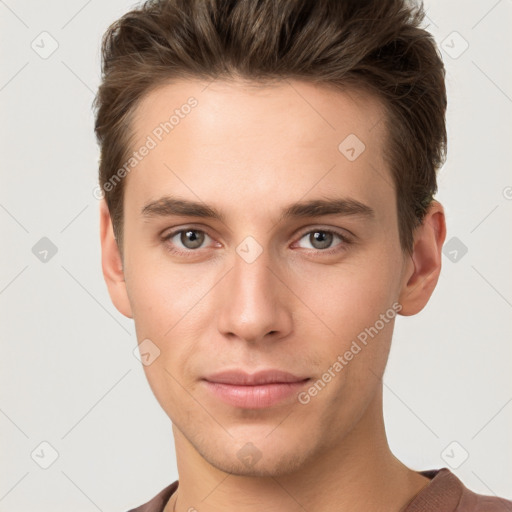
top-left (202, 369), bottom-right (310, 409)
top-left (204, 369), bottom-right (309, 385)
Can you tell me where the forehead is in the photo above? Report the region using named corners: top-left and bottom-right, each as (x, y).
top-left (124, 78), bottom-right (394, 223)
top-left (131, 78), bottom-right (387, 148)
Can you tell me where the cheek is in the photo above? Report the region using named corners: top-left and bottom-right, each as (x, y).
top-left (289, 251), bottom-right (399, 393)
top-left (126, 259), bottom-right (217, 381)
top-left (140, 362), bottom-right (199, 426)
top-left (126, 255), bottom-right (212, 334)
top-left (292, 250), bottom-right (399, 329)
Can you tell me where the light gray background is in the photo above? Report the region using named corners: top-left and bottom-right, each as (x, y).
top-left (1, 0), bottom-right (511, 510)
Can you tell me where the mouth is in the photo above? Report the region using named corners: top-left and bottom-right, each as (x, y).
top-left (202, 369), bottom-right (311, 409)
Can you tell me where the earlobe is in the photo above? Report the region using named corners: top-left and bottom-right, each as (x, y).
top-left (398, 201), bottom-right (447, 316)
top-left (99, 199), bottom-right (133, 319)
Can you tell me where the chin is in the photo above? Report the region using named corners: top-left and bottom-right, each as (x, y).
top-left (207, 446), bottom-right (311, 478)
top-left (192, 426), bottom-right (315, 478)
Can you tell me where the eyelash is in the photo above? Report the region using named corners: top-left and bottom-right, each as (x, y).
top-left (161, 226), bottom-right (353, 257)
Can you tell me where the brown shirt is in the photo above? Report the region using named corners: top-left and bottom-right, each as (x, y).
top-left (127, 468), bottom-right (512, 512)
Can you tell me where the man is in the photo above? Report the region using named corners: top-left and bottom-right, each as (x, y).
top-left (94, 0), bottom-right (512, 510)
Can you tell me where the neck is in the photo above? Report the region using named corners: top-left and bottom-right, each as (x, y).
top-left (165, 386), bottom-right (430, 512)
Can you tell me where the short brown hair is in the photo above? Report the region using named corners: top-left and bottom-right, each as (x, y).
top-left (93, 0), bottom-right (447, 258)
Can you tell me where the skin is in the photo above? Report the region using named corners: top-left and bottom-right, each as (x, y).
top-left (99, 78), bottom-right (446, 511)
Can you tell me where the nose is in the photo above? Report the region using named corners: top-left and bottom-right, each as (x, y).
top-left (216, 246), bottom-right (293, 344)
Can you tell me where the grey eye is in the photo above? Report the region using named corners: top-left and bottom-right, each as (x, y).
top-left (299, 230), bottom-right (337, 250)
top-left (178, 229), bottom-right (206, 249)
top-left (312, 231), bottom-right (333, 249)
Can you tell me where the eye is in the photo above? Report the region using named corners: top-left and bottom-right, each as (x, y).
top-left (161, 226), bottom-right (352, 257)
top-left (295, 229), bottom-right (351, 253)
top-left (162, 228), bottom-right (213, 254)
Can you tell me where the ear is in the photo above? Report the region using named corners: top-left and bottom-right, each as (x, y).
top-left (398, 200), bottom-right (447, 316)
top-left (99, 199), bottom-right (133, 319)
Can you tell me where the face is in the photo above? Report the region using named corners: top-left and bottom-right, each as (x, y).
top-left (102, 78), bottom-right (422, 476)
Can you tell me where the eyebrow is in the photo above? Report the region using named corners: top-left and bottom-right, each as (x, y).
top-left (141, 195), bottom-right (375, 223)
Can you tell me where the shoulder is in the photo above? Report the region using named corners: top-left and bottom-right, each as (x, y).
top-left (458, 478), bottom-right (512, 512)
top-left (126, 481), bottom-right (178, 512)
top-left (404, 468), bottom-right (512, 512)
